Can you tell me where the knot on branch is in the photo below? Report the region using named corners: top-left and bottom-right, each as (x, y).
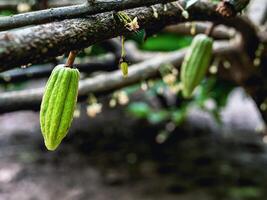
top-left (216, 0), bottom-right (250, 17)
top-left (216, 1), bottom-right (235, 17)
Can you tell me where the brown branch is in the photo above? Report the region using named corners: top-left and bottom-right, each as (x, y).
top-left (164, 22), bottom-right (234, 40)
top-left (241, 0), bottom-right (267, 124)
top-left (0, 1), bottom-right (18, 11)
top-left (0, 41), bottom-right (160, 83)
top-left (204, 22), bottom-right (216, 36)
top-left (247, 0), bottom-right (267, 26)
top-left (0, 40), bottom-right (238, 113)
top-left (0, 0), bottom-right (84, 12)
top-left (66, 50), bottom-right (78, 67)
top-left (0, 0), bottom-right (179, 31)
top-left (0, 1), bottom-right (259, 73)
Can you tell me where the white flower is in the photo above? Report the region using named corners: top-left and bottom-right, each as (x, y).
top-left (86, 103), bottom-right (102, 118)
top-left (117, 91), bottom-right (129, 105)
top-left (126, 17), bottom-right (139, 32)
top-left (17, 3), bottom-right (31, 13)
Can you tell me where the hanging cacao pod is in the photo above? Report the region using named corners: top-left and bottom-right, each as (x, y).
top-left (180, 34), bottom-right (213, 98)
top-left (40, 64), bottom-right (80, 151)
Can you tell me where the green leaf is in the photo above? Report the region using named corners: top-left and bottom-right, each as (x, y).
top-left (127, 102), bottom-right (151, 118)
top-left (171, 109), bottom-right (187, 125)
top-left (228, 187), bottom-right (261, 199)
top-left (141, 33), bottom-right (192, 52)
top-left (148, 110), bottom-right (169, 124)
top-left (0, 10), bottom-right (15, 16)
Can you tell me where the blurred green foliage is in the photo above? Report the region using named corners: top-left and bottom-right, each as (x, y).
top-left (0, 10), bottom-right (15, 16)
top-left (141, 33), bottom-right (192, 52)
top-left (227, 187), bottom-right (262, 199)
top-left (130, 31), bottom-right (192, 52)
top-left (89, 45), bottom-right (107, 56)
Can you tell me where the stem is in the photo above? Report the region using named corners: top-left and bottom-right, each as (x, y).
top-left (66, 50), bottom-right (78, 68)
top-left (0, 0), bottom-right (178, 31)
top-left (121, 36), bottom-right (126, 59)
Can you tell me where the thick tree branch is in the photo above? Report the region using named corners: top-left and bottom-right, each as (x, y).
top-left (0, 40), bottom-right (238, 113)
top-left (247, 0), bottom-right (267, 26)
top-left (0, 0), bottom-right (84, 12)
top-left (0, 41), bottom-right (160, 83)
top-left (0, 1), bottom-right (18, 11)
top-left (0, 0), bottom-right (178, 31)
top-left (238, 0), bottom-right (267, 124)
top-left (0, 1), bottom-right (258, 73)
top-left (165, 22), bottom-right (235, 40)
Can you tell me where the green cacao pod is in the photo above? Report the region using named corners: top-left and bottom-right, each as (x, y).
top-left (180, 34), bottom-right (213, 98)
top-left (40, 64), bottom-right (80, 151)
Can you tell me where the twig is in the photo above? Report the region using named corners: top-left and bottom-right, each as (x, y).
top-left (0, 1), bottom-right (259, 72)
top-left (205, 23), bottom-right (217, 37)
top-left (243, 0), bottom-right (267, 124)
top-left (165, 22), bottom-right (234, 40)
top-left (0, 40), bottom-right (238, 113)
top-left (0, 42), bottom-right (161, 83)
top-left (66, 50), bottom-right (78, 67)
top-left (0, 1), bottom-right (18, 11)
top-left (0, 0), bottom-right (85, 12)
top-left (0, 0), bottom-right (178, 31)
top-left (247, 0), bottom-right (267, 26)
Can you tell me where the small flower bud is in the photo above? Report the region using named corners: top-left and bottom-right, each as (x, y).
top-left (120, 61), bottom-right (128, 78)
top-left (182, 10), bottom-right (189, 19)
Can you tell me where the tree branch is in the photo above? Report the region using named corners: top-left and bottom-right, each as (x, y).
top-left (0, 1), bottom-right (18, 11)
top-left (0, 0), bottom-right (178, 31)
top-left (165, 22), bottom-right (235, 40)
top-left (0, 41), bottom-right (160, 83)
top-left (247, 0), bottom-right (267, 26)
top-left (0, 0), bottom-right (84, 12)
top-left (239, 0), bottom-right (267, 124)
top-left (0, 1), bottom-right (259, 73)
top-left (0, 40), bottom-right (238, 113)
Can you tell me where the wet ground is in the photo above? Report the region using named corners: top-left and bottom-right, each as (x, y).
top-left (0, 111), bottom-right (214, 200)
top-left (0, 88), bottom-right (267, 200)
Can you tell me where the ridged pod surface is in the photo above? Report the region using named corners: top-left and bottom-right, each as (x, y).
top-left (40, 64), bottom-right (80, 151)
top-left (180, 34), bottom-right (213, 98)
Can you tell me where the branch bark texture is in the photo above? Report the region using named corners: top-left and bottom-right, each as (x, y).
top-left (0, 40), bottom-right (237, 113)
top-left (0, 0), bottom-right (178, 31)
top-left (0, 1), bottom-right (258, 72)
